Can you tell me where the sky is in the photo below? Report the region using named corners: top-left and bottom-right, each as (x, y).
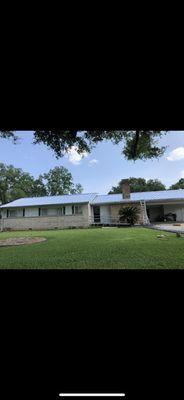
top-left (0, 131), bottom-right (184, 194)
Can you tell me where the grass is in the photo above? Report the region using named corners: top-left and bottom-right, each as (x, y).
top-left (0, 227), bottom-right (183, 269)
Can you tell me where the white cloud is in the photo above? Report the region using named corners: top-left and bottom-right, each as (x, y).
top-left (88, 159), bottom-right (99, 167)
top-left (167, 147), bottom-right (184, 161)
top-left (180, 170), bottom-right (184, 178)
top-left (66, 146), bottom-right (88, 165)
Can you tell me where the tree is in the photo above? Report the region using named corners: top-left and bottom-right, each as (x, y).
top-left (169, 179), bottom-right (184, 190)
top-left (119, 206), bottom-right (139, 226)
top-left (0, 130), bottom-right (167, 161)
top-left (146, 179), bottom-right (166, 191)
top-left (0, 130), bottom-right (18, 143)
top-left (0, 163), bottom-right (47, 204)
top-left (109, 177), bottom-right (166, 194)
top-left (28, 176), bottom-right (47, 197)
top-left (0, 163), bottom-right (83, 204)
top-left (42, 166), bottom-right (83, 196)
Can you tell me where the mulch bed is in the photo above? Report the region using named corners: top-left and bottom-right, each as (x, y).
top-left (0, 237), bottom-right (47, 247)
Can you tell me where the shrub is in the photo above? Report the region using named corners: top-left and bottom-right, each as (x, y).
top-left (119, 206), bottom-right (139, 226)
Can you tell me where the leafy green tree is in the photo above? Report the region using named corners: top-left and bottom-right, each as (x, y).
top-left (0, 163), bottom-right (83, 204)
top-left (0, 130), bottom-right (167, 161)
top-left (169, 178), bottom-right (184, 190)
top-left (109, 177), bottom-right (166, 194)
top-left (30, 176), bottom-right (48, 197)
top-left (42, 166), bottom-right (83, 196)
top-left (0, 163), bottom-right (47, 204)
top-left (0, 130), bottom-right (18, 143)
top-left (146, 179), bottom-right (166, 191)
top-left (119, 206), bottom-right (139, 226)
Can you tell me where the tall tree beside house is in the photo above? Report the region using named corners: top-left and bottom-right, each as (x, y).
top-left (42, 166), bottom-right (83, 196)
top-left (0, 163), bottom-right (47, 204)
top-left (0, 130), bottom-right (167, 161)
top-left (109, 177), bottom-right (166, 194)
top-left (0, 163), bottom-right (83, 203)
top-left (169, 179), bottom-right (184, 190)
top-left (0, 164), bottom-right (46, 204)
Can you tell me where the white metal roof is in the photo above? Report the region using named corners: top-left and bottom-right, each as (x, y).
top-left (1, 189), bottom-right (184, 208)
top-left (0, 193), bottom-right (98, 208)
top-left (91, 189), bottom-right (184, 204)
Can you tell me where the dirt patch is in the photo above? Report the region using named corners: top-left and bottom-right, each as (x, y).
top-left (0, 237), bottom-right (47, 247)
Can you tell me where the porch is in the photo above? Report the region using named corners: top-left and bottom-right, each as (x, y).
top-left (91, 203), bottom-right (144, 226)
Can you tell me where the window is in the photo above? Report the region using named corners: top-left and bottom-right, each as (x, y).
top-left (9, 210), bottom-right (17, 218)
top-left (72, 205), bottom-right (83, 215)
top-left (57, 207), bottom-right (65, 216)
top-left (41, 208), bottom-right (48, 216)
top-left (75, 205), bottom-right (82, 215)
top-left (23, 208), bottom-right (25, 217)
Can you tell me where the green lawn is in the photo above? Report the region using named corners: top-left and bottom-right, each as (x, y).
top-left (0, 227), bottom-right (183, 269)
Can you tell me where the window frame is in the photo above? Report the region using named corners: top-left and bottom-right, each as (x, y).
top-left (57, 206), bottom-right (66, 216)
top-left (72, 205), bottom-right (83, 215)
top-left (9, 209), bottom-right (17, 218)
top-left (41, 208), bottom-right (48, 217)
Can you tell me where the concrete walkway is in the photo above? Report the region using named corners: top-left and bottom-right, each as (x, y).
top-left (150, 223), bottom-right (184, 233)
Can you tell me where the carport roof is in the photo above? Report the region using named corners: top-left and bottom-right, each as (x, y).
top-left (91, 189), bottom-right (184, 204)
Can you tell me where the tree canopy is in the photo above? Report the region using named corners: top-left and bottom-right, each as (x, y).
top-left (42, 166), bottom-right (83, 196)
top-left (0, 130), bottom-right (167, 161)
top-left (0, 163), bottom-right (83, 204)
top-left (169, 178), bottom-right (184, 190)
top-left (0, 163), bottom-right (45, 204)
top-left (109, 177), bottom-right (166, 194)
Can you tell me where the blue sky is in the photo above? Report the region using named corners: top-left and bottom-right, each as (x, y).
top-left (1, 131), bottom-right (184, 194)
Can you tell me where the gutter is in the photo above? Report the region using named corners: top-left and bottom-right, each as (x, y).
top-left (91, 198), bottom-right (184, 206)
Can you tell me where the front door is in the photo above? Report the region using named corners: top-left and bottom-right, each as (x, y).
top-left (93, 206), bottom-right (101, 223)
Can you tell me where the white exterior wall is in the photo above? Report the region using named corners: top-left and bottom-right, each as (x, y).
top-left (1, 204), bottom-right (90, 231)
top-left (2, 205), bottom-right (77, 218)
top-left (163, 204), bottom-right (184, 221)
top-left (2, 209), bottom-right (7, 218)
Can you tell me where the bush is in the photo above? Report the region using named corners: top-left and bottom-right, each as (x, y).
top-left (119, 206), bottom-right (139, 226)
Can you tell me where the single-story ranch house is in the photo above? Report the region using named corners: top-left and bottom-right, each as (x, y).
top-left (1, 180), bottom-right (184, 231)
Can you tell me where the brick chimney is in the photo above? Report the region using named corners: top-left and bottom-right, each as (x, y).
top-left (122, 179), bottom-right (130, 199)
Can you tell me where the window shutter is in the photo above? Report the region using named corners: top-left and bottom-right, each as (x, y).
top-left (39, 208), bottom-right (41, 216)
top-left (7, 209), bottom-right (9, 218)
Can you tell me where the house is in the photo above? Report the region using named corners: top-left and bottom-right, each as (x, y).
top-left (1, 180), bottom-right (184, 231)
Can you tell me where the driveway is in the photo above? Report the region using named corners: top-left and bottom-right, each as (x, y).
top-left (150, 223), bottom-right (184, 233)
